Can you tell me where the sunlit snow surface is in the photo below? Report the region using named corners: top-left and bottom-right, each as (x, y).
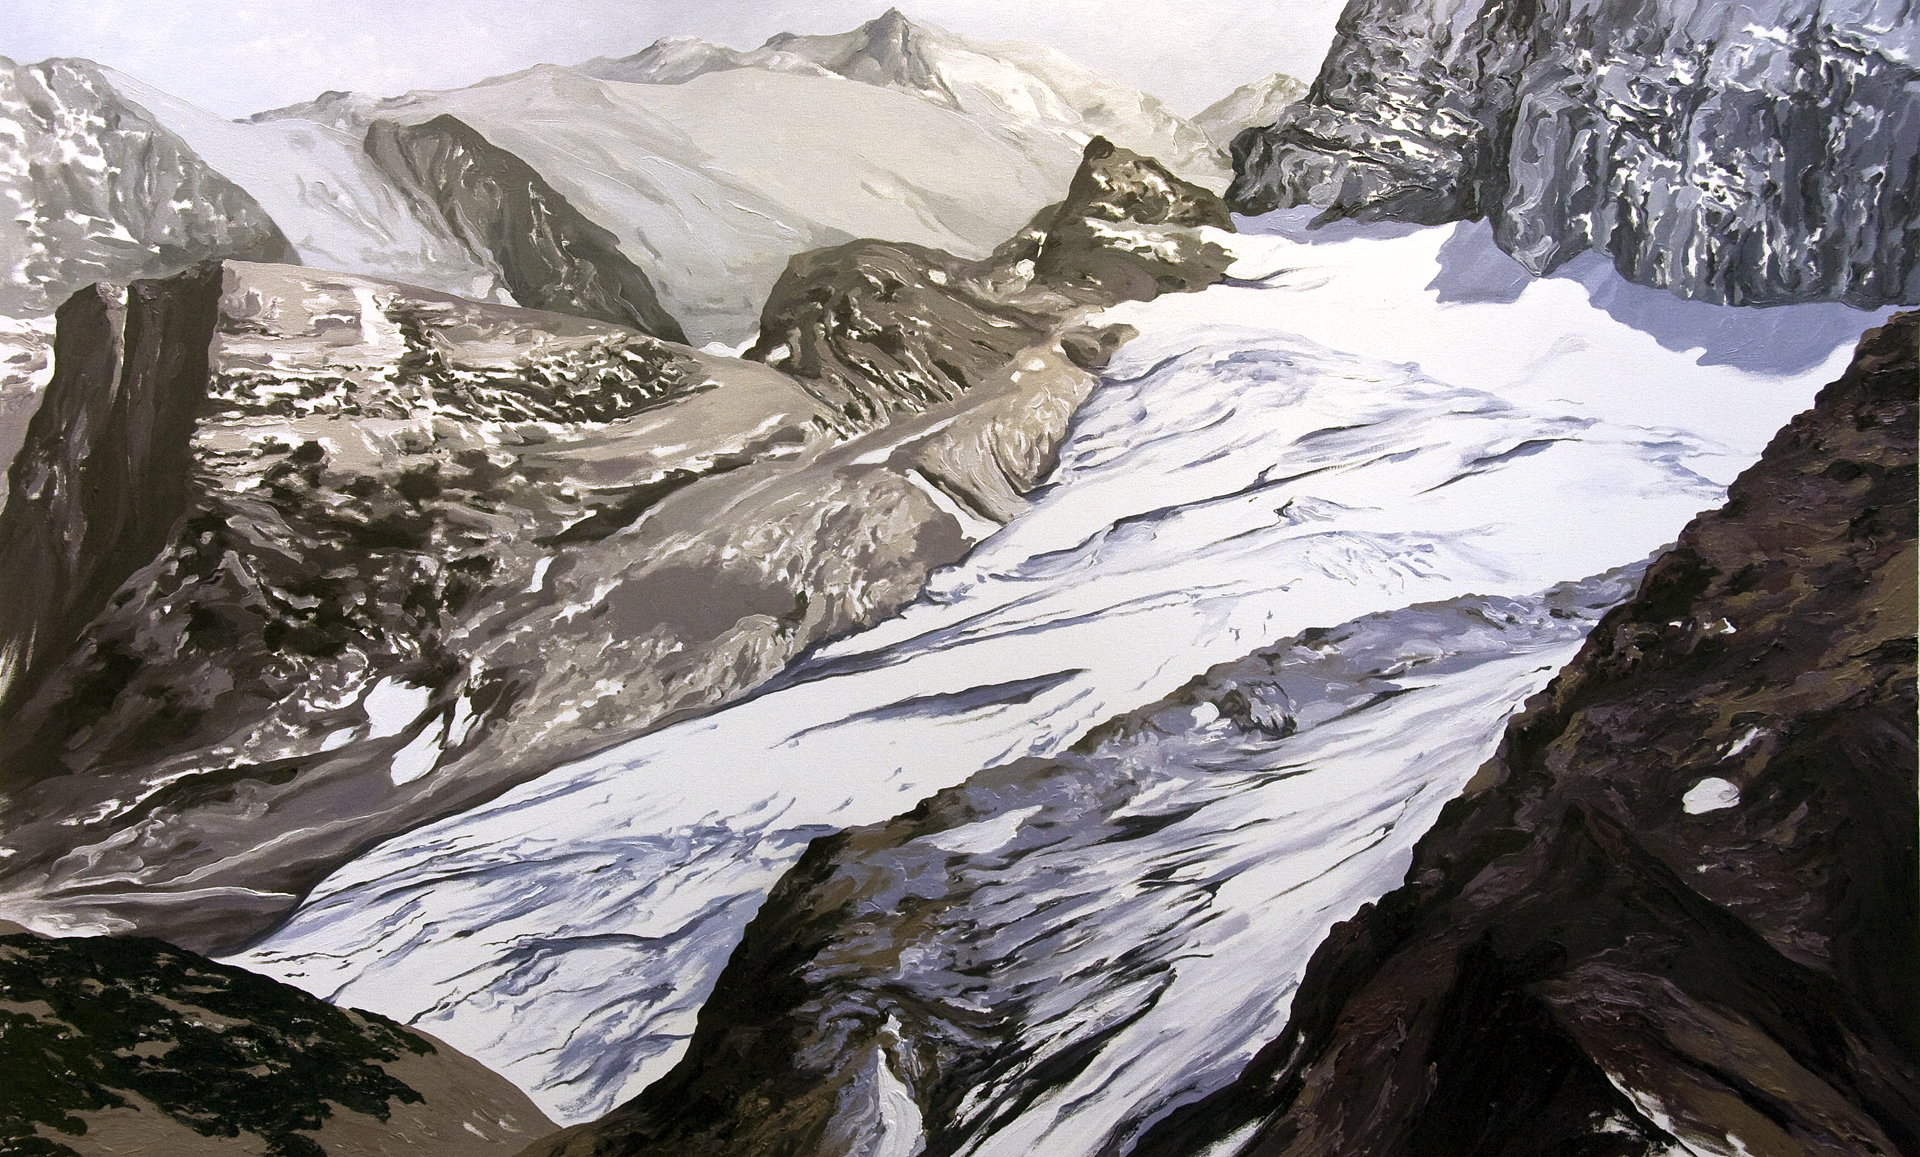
top-left (231, 214), bottom-right (1889, 1126)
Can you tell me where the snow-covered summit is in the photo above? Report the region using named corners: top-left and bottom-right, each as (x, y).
top-left (582, 9), bottom-right (1227, 191)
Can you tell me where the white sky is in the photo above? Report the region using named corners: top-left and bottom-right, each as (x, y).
top-left (3, 0), bottom-right (1346, 118)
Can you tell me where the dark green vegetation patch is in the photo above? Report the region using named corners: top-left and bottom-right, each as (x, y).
top-left (0, 933), bottom-right (433, 1157)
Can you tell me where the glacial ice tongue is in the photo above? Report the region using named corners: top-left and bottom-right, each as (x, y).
top-left (230, 217), bottom-right (1886, 1125)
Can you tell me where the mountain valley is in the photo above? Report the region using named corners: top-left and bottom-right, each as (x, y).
top-left (0, 4), bottom-right (1912, 1156)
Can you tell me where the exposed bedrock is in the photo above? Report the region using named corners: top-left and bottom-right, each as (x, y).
top-left (1132, 312), bottom-right (1919, 1156)
top-left (364, 115), bottom-right (686, 342)
top-left (1230, 0), bottom-right (1920, 307)
top-left (0, 262), bottom-right (223, 726)
top-left (750, 136), bottom-right (1233, 429)
top-left (0, 57), bottom-right (297, 319)
top-left (0, 928), bottom-right (554, 1157)
top-left (0, 141), bottom-right (1232, 954)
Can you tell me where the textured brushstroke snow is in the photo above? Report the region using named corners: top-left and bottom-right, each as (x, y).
top-left (255, 12), bottom-right (1225, 345)
top-left (99, 69), bottom-right (508, 304)
top-left (233, 217), bottom-right (1885, 1125)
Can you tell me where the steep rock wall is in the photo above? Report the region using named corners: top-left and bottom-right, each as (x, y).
top-left (1230, 0), bottom-right (1920, 306)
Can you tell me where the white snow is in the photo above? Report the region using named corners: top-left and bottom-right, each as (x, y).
top-left (101, 69), bottom-right (507, 303)
top-left (229, 215), bottom-right (1886, 1129)
top-left (361, 678), bottom-right (430, 740)
top-left (1683, 777), bottom-right (1742, 814)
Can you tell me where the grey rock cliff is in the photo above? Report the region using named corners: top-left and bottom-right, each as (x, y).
top-left (0, 57), bottom-right (296, 317)
top-left (363, 115), bottom-right (685, 342)
top-left (1230, 0), bottom-right (1920, 307)
top-left (0, 262), bottom-right (223, 726)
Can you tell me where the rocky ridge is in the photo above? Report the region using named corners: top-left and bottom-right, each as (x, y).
top-left (363, 115), bottom-right (685, 342)
top-left (0, 56), bottom-right (295, 318)
top-left (1230, 0), bottom-right (1920, 307)
top-left (0, 139), bottom-right (1236, 954)
top-left (1133, 312), bottom-right (1919, 1156)
top-left (582, 9), bottom-right (1225, 186)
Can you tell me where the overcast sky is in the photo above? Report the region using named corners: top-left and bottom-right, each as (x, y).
top-left (6, 0), bottom-right (1345, 118)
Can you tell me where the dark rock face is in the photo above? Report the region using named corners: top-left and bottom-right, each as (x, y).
top-left (1133, 313), bottom-right (1919, 1156)
top-left (750, 137), bottom-right (1234, 429)
top-left (1032, 136), bottom-right (1235, 297)
top-left (0, 263), bottom-right (222, 727)
top-left (364, 115), bottom-right (686, 342)
top-left (749, 239), bottom-right (1048, 428)
top-left (0, 931), bottom-right (553, 1156)
top-left (1230, 0), bottom-right (1920, 307)
top-left (0, 57), bottom-right (297, 317)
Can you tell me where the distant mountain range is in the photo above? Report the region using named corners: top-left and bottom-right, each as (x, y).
top-left (248, 9), bottom-right (1227, 343)
top-left (0, 11), bottom-right (1235, 348)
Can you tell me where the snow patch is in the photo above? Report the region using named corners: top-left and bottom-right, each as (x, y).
top-left (1683, 777), bottom-right (1741, 814)
top-left (362, 678), bottom-right (431, 739)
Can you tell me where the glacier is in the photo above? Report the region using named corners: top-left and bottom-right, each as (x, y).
top-left (230, 211), bottom-right (1890, 1129)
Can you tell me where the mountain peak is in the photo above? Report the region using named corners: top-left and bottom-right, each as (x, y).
top-left (866, 7), bottom-right (915, 36)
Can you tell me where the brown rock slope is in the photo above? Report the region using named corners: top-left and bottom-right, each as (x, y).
top-left (1133, 311), bottom-right (1920, 1155)
top-left (0, 930), bottom-right (553, 1157)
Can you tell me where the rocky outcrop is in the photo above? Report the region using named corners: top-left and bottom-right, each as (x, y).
top-left (363, 115), bottom-right (685, 342)
top-left (0, 263), bottom-right (223, 725)
top-left (750, 137), bottom-right (1233, 428)
top-left (0, 141), bottom-right (1233, 955)
top-left (1230, 0), bottom-right (1920, 307)
top-left (1132, 312), bottom-right (1919, 1156)
top-left (0, 929), bottom-right (553, 1156)
top-left (0, 57), bottom-right (296, 317)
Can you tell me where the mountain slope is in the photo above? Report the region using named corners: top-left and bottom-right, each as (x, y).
top-left (0, 929), bottom-right (553, 1157)
top-left (1230, 0), bottom-right (1919, 306)
top-left (585, 9), bottom-right (1224, 186)
top-left (255, 12), bottom-right (1227, 343)
top-left (0, 56), bottom-right (295, 318)
top-left (0, 141), bottom-right (1235, 958)
top-left (1193, 73), bottom-right (1306, 149)
top-left (363, 115), bottom-right (685, 341)
top-left (1133, 311), bottom-right (1919, 1157)
top-left (95, 67), bottom-right (508, 305)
